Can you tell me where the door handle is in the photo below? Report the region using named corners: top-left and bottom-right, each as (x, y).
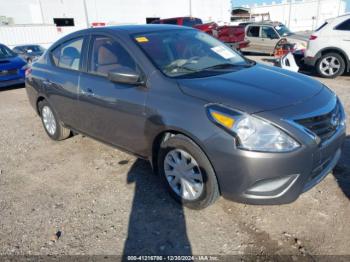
top-left (81, 88), bottom-right (94, 96)
top-left (43, 79), bottom-right (52, 86)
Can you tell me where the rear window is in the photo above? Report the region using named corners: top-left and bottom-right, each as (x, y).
top-left (335, 19), bottom-right (350, 31)
top-left (16, 45), bottom-right (43, 53)
top-left (247, 26), bottom-right (260, 37)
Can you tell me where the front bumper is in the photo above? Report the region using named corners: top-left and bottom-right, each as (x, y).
top-left (0, 78), bottom-right (25, 88)
top-left (205, 120), bottom-right (346, 205)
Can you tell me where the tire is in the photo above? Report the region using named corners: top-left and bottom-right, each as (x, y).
top-left (316, 52), bottom-right (345, 78)
top-left (157, 134), bottom-right (220, 209)
top-left (38, 100), bottom-right (70, 141)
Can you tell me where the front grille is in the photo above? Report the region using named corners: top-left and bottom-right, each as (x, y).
top-left (0, 69), bottom-right (18, 76)
top-left (295, 102), bottom-right (341, 143)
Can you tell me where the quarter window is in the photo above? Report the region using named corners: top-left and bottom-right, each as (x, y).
top-left (89, 36), bottom-right (136, 76)
top-left (247, 26), bottom-right (260, 37)
top-left (51, 38), bottom-right (83, 70)
top-left (336, 19), bottom-right (350, 31)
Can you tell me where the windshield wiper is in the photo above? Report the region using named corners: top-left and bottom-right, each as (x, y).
top-left (202, 62), bottom-right (254, 71)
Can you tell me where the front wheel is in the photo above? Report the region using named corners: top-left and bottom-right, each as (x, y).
top-left (316, 53), bottom-right (345, 78)
top-left (38, 100), bottom-right (71, 141)
top-left (157, 134), bottom-right (220, 209)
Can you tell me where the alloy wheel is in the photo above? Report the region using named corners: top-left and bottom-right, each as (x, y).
top-left (319, 56), bottom-right (341, 77)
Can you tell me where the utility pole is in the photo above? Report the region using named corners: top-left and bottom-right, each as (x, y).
top-left (288, 0), bottom-right (292, 28)
top-left (189, 0), bottom-right (192, 17)
top-left (315, 0), bottom-right (321, 29)
top-left (83, 0), bottom-right (90, 28)
top-left (38, 0), bottom-right (45, 24)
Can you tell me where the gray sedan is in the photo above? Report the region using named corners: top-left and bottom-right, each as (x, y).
top-left (25, 25), bottom-right (346, 209)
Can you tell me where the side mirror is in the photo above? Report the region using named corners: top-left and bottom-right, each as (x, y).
top-left (107, 67), bottom-right (143, 85)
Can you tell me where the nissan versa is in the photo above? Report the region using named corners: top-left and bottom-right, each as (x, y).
top-left (26, 25), bottom-right (346, 209)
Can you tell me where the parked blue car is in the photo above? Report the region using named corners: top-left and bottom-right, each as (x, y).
top-left (0, 43), bottom-right (26, 88)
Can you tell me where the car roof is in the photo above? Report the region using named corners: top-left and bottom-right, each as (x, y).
top-left (157, 17), bottom-right (201, 20)
top-left (81, 24), bottom-right (191, 35)
top-left (14, 44), bottom-right (42, 48)
top-left (106, 24), bottom-right (188, 33)
top-left (49, 25), bottom-right (193, 51)
top-left (247, 21), bottom-right (283, 27)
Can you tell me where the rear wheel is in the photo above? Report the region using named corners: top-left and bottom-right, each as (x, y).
top-left (38, 100), bottom-right (70, 141)
top-left (157, 134), bottom-right (220, 209)
top-left (316, 52), bottom-right (345, 78)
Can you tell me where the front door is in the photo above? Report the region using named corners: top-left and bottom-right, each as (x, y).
top-left (78, 35), bottom-right (148, 155)
top-left (260, 26), bottom-right (280, 54)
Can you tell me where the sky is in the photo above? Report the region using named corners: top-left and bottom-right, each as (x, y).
top-left (232, 0), bottom-right (350, 12)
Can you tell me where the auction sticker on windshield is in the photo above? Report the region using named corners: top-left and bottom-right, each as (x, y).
top-left (211, 46), bottom-right (235, 59)
top-left (135, 36), bottom-right (149, 43)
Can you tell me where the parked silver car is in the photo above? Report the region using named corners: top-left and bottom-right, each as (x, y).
top-left (242, 22), bottom-right (308, 55)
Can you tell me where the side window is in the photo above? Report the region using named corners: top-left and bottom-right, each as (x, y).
top-left (336, 19), bottom-right (350, 31)
top-left (51, 38), bottom-right (83, 70)
top-left (89, 36), bottom-right (136, 77)
top-left (261, 26), bottom-right (279, 39)
top-left (247, 26), bottom-right (260, 37)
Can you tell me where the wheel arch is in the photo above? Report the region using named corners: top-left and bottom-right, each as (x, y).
top-left (150, 129), bottom-right (219, 190)
top-left (36, 96), bottom-right (46, 116)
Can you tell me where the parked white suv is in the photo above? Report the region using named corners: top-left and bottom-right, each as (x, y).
top-left (304, 14), bottom-right (350, 78)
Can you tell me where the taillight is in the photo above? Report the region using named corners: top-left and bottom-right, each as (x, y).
top-left (25, 68), bottom-right (32, 77)
top-left (309, 35), bottom-right (317, 40)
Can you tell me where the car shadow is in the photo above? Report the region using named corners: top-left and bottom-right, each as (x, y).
top-left (333, 135), bottom-right (350, 199)
top-left (0, 83), bottom-right (25, 91)
top-left (122, 159), bottom-right (192, 258)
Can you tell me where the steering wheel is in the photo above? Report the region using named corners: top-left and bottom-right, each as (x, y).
top-left (164, 56), bottom-right (200, 73)
top-left (183, 43), bottom-right (206, 58)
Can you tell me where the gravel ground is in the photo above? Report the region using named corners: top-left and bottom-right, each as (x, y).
top-left (0, 56), bottom-right (349, 259)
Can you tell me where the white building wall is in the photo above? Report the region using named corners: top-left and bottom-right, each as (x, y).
top-left (0, 0), bottom-right (231, 26)
top-left (0, 0), bottom-right (231, 48)
top-left (248, 0), bottom-right (346, 31)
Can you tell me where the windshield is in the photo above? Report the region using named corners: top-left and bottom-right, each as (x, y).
top-left (0, 45), bottom-right (16, 59)
top-left (133, 29), bottom-right (251, 77)
top-left (274, 25), bottom-right (293, 36)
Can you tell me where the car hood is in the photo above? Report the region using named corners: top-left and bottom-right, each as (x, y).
top-left (0, 55), bottom-right (26, 70)
top-left (177, 64), bottom-right (324, 114)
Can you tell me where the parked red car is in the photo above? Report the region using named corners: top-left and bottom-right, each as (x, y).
top-left (216, 25), bottom-right (249, 50)
top-left (151, 17), bottom-right (203, 27)
top-left (193, 22), bottom-right (219, 36)
top-left (152, 17), bottom-right (249, 50)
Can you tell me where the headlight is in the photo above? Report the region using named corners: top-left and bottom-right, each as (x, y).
top-left (208, 105), bottom-right (300, 152)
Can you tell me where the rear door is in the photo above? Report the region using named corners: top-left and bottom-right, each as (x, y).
top-left (77, 34), bottom-right (148, 154)
top-left (46, 36), bottom-right (87, 127)
top-left (244, 25), bottom-right (261, 52)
